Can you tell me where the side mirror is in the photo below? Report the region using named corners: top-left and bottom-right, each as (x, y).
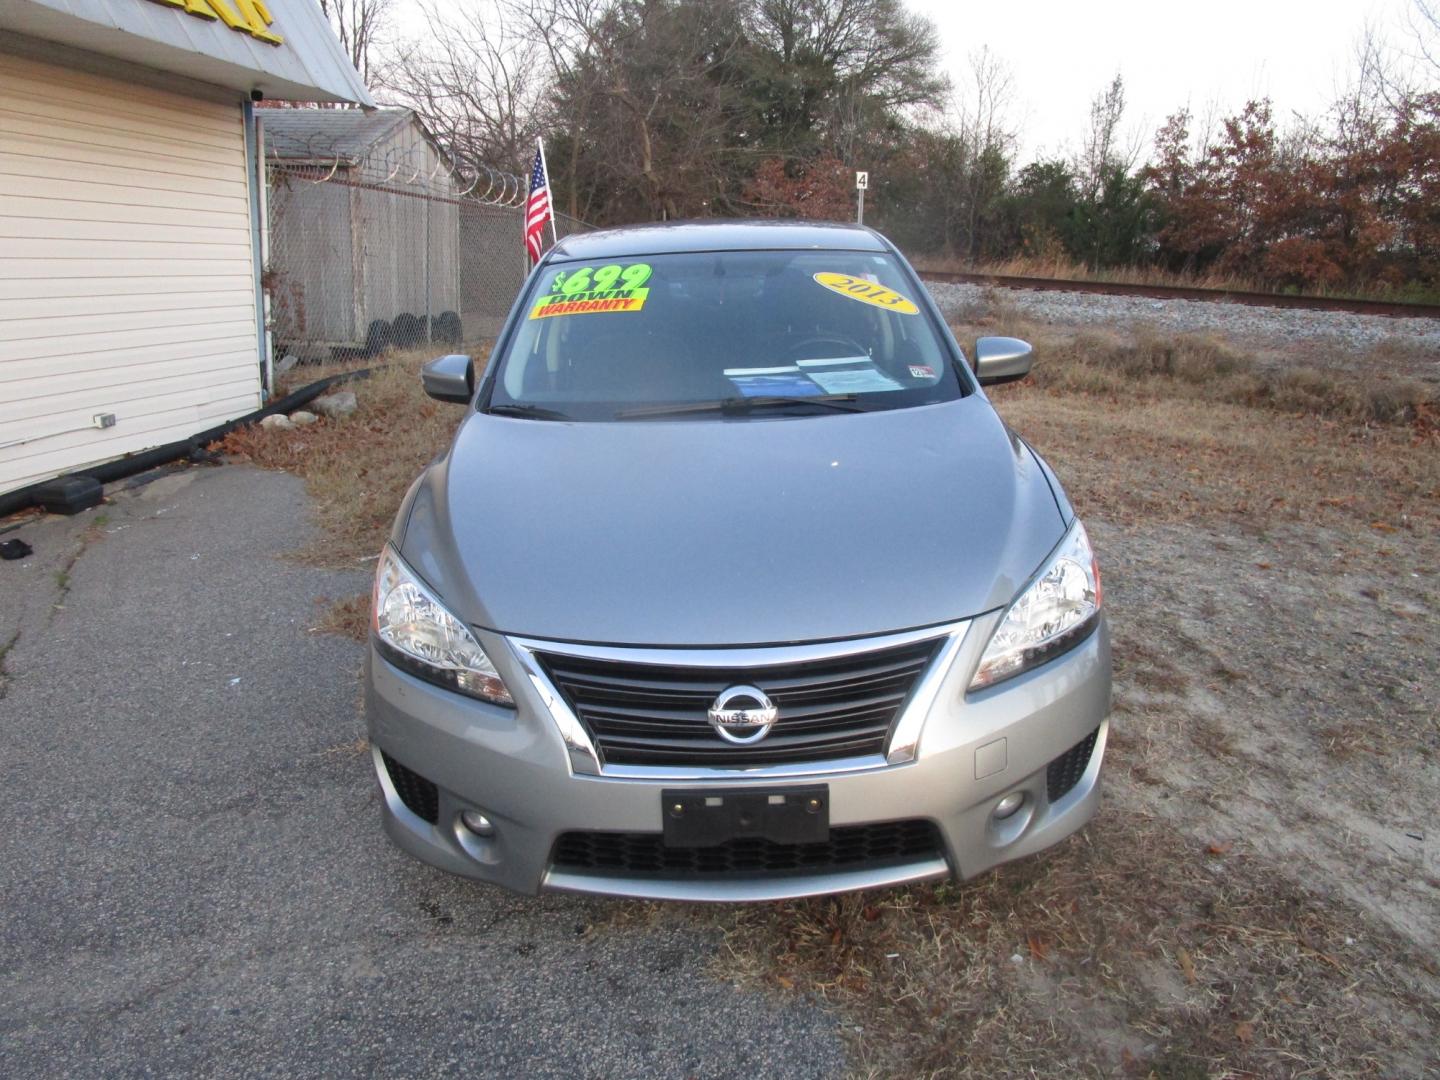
top-left (974, 337), bottom-right (1033, 386)
top-left (421, 354), bottom-right (474, 404)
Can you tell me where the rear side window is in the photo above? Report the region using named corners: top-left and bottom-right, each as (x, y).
top-left (488, 249), bottom-right (961, 419)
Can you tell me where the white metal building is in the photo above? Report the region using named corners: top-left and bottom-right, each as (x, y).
top-left (0, 0), bottom-right (372, 498)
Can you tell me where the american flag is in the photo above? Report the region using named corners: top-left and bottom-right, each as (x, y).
top-left (524, 141), bottom-right (553, 264)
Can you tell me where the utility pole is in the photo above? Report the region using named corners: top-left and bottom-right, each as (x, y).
top-left (855, 171), bottom-right (868, 225)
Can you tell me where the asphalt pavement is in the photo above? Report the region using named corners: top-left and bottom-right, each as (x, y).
top-left (0, 464), bottom-right (843, 1078)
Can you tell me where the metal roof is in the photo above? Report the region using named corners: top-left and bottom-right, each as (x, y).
top-left (549, 220), bottom-right (889, 261)
top-left (2, 0), bottom-right (373, 105)
top-left (260, 107), bottom-right (414, 161)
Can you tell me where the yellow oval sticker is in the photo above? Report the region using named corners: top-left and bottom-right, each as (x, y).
top-left (813, 272), bottom-right (920, 314)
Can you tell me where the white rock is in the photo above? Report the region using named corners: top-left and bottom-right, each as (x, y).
top-left (312, 390), bottom-right (358, 419)
top-left (276, 353), bottom-right (299, 374)
top-left (289, 410), bottom-right (318, 425)
top-left (259, 414), bottom-right (296, 431)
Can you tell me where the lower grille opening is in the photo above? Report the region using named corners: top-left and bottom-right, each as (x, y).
top-left (552, 819), bottom-right (941, 878)
top-left (1046, 727), bottom-right (1100, 803)
top-left (381, 751), bottom-right (440, 824)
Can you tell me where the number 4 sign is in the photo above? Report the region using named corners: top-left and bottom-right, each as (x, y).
top-left (855, 172), bottom-right (869, 190)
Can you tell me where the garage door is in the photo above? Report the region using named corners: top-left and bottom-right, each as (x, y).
top-left (0, 52), bottom-right (262, 496)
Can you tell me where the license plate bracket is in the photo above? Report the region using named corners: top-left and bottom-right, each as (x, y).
top-left (661, 786), bottom-right (829, 847)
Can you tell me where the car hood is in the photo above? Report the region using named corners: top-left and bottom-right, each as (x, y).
top-left (401, 397), bottom-right (1066, 646)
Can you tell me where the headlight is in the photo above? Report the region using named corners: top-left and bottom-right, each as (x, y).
top-left (970, 520), bottom-right (1102, 691)
top-left (371, 545), bottom-right (514, 705)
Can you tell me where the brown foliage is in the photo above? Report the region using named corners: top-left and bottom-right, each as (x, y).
top-left (1147, 91), bottom-right (1440, 293)
top-left (744, 156), bottom-right (855, 221)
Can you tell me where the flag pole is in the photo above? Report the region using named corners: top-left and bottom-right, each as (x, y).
top-left (537, 136), bottom-right (559, 248)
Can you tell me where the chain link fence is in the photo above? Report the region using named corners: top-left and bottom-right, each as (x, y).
top-left (263, 135), bottom-right (589, 363)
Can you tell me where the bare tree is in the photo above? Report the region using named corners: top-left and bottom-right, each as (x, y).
top-left (500, 0), bottom-right (616, 216)
top-left (380, 1), bottom-right (548, 173)
top-left (318, 0), bottom-right (394, 86)
top-left (1077, 73), bottom-right (1132, 202)
top-left (939, 47), bottom-right (1017, 259)
top-left (509, 0), bottom-right (749, 220)
top-left (1409, 0), bottom-right (1440, 77)
top-left (746, 0), bottom-right (946, 158)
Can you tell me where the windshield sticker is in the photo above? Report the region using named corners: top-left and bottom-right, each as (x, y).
top-left (723, 366), bottom-right (823, 397)
top-left (909, 364), bottom-right (935, 379)
top-left (530, 262), bottom-right (652, 319)
top-left (797, 357), bottom-right (904, 394)
top-left (812, 272), bottom-right (920, 315)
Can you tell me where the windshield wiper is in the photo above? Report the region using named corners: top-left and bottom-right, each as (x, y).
top-left (616, 395), bottom-right (867, 419)
top-left (486, 403), bottom-right (573, 421)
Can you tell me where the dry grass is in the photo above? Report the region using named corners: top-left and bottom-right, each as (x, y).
top-left (912, 253), bottom-right (1440, 307)
top-left (949, 296), bottom-right (1440, 538)
top-left (313, 590), bottom-right (372, 641)
top-left (992, 392), bottom-right (1438, 535)
top-left (216, 349), bottom-right (476, 566)
top-left (953, 291), bottom-right (1437, 427)
top-left (696, 803), bottom-right (1438, 1078)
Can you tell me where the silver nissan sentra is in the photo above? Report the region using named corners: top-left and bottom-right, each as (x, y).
top-left (365, 220), bottom-right (1110, 901)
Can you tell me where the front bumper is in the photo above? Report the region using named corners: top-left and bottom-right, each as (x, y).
top-left (365, 613), bottom-right (1111, 901)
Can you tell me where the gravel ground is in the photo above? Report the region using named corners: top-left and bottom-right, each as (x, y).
top-left (926, 281), bottom-right (1440, 384)
top-left (0, 466), bottom-right (844, 1079)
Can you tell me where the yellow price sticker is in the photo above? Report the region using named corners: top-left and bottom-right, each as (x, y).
top-left (812, 272), bottom-right (920, 315)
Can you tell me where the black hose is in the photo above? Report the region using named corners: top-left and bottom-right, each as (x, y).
top-left (0, 368), bottom-right (372, 520)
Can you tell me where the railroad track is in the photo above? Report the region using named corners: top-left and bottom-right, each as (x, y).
top-left (915, 269), bottom-right (1440, 320)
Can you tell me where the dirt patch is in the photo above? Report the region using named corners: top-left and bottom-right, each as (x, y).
top-left (701, 811), bottom-right (1437, 1077)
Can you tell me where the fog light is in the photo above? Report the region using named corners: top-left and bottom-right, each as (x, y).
top-left (460, 810), bottom-right (495, 837)
top-left (993, 792), bottom-right (1025, 820)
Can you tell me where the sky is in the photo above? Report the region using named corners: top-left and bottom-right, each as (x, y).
top-left (906, 0), bottom-right (1417, 161)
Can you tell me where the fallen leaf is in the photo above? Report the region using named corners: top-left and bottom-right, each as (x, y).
top-left (1255, 562), bottom-right (1271, 570)
top-left (1236, 1020), bottom-right (1255, 1044)
top-left (1207, 841), bottom-right (1232, 856)
top-left (776, 975), bottom-right (794, 990)
top-left (1176, 946), bottom-right (1197, 984)
top-left (1027, 933), bottom-right (1048, 960)
top-left (862, 905), bottom-right (881, 922)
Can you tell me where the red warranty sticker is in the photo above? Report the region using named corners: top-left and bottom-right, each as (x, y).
top-left (909, 365), bottom-right (935, 378)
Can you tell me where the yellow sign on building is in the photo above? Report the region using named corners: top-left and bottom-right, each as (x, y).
top-left (147, 0), bottom-right (283, 46)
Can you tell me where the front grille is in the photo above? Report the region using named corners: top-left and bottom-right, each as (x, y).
top-left (552, 820), bottom-right (941, 877)
top-left (536, 638), bottom-right (940, 768)
top-left (1046, 727), bottom-right (1100, 803)
top-left (381, 751), bottom-right (439, 824)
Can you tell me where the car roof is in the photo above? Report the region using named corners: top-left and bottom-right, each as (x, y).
top-left (547, 220), bottom-right (891, 261)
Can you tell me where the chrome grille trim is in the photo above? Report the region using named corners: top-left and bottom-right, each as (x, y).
top-left (510, 621), bottom-right (969, 780)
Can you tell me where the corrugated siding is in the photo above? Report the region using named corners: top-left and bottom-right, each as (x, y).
top-left (0, 52), bottom-right (261, 496)
top-left (9, 0), bottom-right (374, 106)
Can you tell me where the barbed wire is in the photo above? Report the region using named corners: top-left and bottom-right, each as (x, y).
top-left (264, 138), bottom-right (589, 362)
top-left (265, 134), bottom-right (528, 208)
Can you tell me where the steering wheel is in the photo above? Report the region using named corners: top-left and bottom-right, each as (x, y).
top-left (785, 334), bottom-right (868, 361)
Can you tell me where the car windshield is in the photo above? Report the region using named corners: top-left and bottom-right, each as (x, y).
top-left (485, 249), bottom-right (964, 420)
